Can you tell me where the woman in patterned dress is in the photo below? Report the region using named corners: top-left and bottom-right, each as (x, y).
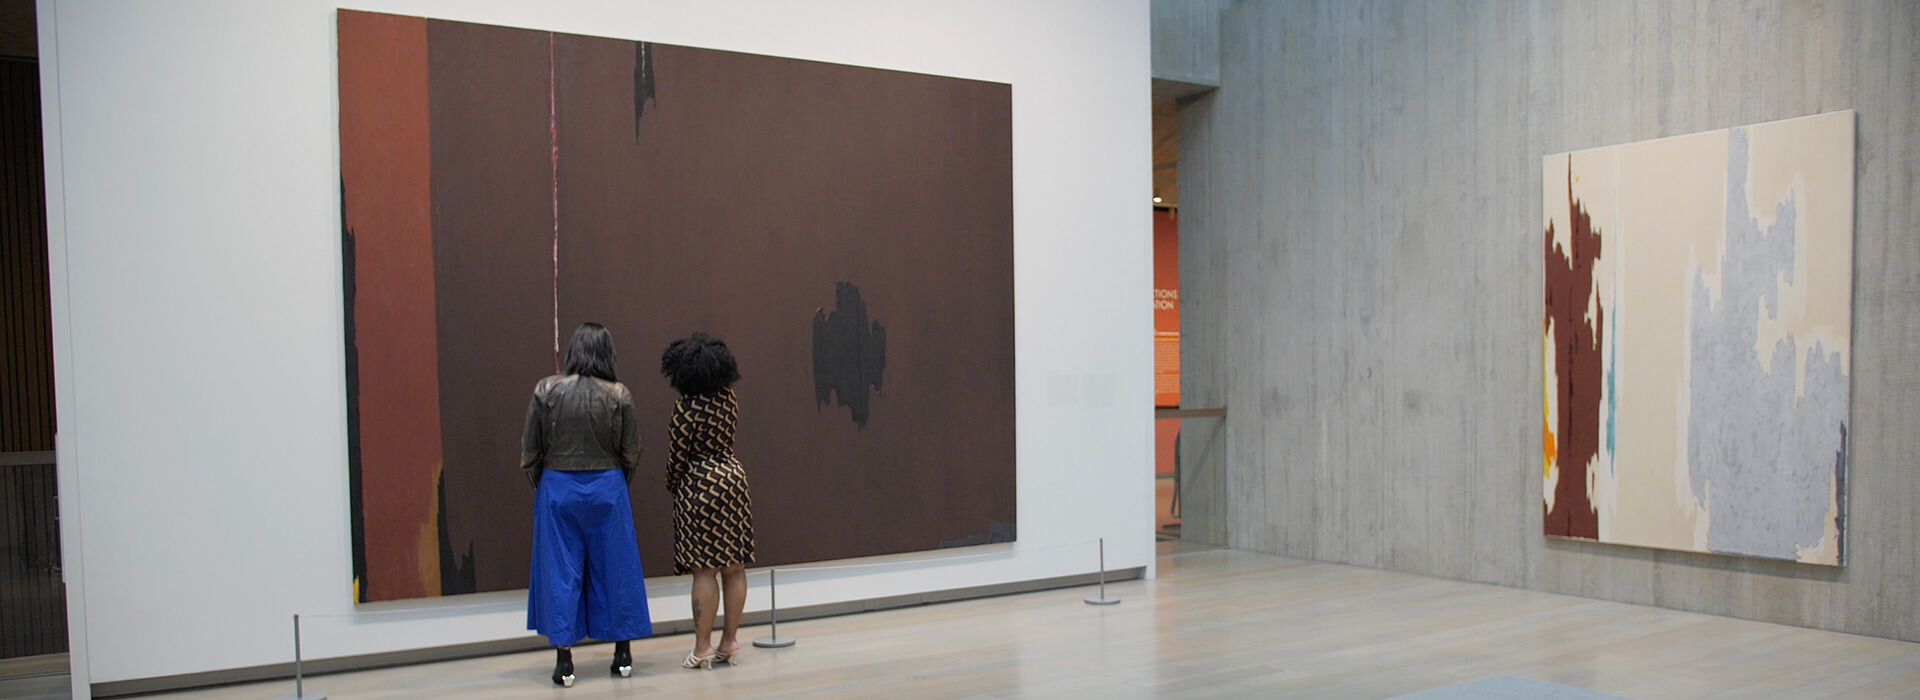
top-left (659, 332), bottom-right (756, 669)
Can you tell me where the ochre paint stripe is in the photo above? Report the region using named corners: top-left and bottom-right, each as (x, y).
top-left (338, 10), bottom-right (442, 601)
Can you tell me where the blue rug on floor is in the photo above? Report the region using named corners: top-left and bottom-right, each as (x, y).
top-left (1390, 675), bottom-right (1632, 700)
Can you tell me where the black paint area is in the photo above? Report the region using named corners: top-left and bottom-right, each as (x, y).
top-left (812, 282), bottom-right (886, 427)
top-left (436, 471), bottom-right (477, 596)
top-left (1834, 423), bottom-right (1848, 565)
top-left (939, 521), bottom-right (1017, 548)
top-left (633, 41), bottom-right (654, 137)
top-left (342, 179), bottom-right (368, 602)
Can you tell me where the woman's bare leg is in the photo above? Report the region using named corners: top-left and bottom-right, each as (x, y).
top-left (718, 564), bottom-right (747, 655)
top-left (690, 568), bottom-right (719, 656)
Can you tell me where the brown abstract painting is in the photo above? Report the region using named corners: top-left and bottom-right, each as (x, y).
top-left (339, 10), bottom-right (1015, 602)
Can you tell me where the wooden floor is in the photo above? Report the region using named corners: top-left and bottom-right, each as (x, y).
top-left (44, 546), bottom-right (1920, 698)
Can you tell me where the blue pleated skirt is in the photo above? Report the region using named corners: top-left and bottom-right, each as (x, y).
top-left (527, 468), bottom-right (653, 647)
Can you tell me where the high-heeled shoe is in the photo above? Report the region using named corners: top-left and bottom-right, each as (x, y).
top-left (714, 647), bottom-right (739, 666)
top-left (611, 640), bottom-right (633, 677)
top-left (681, 650), bottom-right (716, 670)
top-left (552, 647), bottom-right (575, 687)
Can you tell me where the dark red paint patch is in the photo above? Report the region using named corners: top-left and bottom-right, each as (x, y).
top-left (1544, 165), bottom-right (1604, 541)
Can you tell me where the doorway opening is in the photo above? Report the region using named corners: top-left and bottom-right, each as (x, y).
top-left (1153, 206), bottom-right (1180, 541)
top-left (1151, 93), bottom-right (1226, 552)
top-left (1152, 99), bottom-right (1181, 542)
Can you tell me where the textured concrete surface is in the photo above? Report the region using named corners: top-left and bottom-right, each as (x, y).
top-left (1149, 0), bottom-right (1221, 89)
top-left (1174, 0), bottom-right (1918, 641)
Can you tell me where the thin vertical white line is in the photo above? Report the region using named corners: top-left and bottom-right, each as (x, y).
top-left (549, 32), bottom-right (560, 371)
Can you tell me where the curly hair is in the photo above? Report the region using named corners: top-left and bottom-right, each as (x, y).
top-left (660, 332), bottom-right (740, 396)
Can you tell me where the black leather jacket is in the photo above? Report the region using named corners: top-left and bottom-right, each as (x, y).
top-left (520, 374), bottom-right (643, 486)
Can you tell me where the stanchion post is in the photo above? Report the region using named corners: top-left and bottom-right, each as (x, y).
top-left (752, 568), bottom-right (796, 648)
top-left (276, 614), bottom-right (326, 700)
top-left (1084, 537), bottom-right (1121, 605)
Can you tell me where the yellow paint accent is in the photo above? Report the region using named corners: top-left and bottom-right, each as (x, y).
top-left (1543, 329), bottom-right (1557, 479)
top-left (1543, 419), bottom-right (1556, 478)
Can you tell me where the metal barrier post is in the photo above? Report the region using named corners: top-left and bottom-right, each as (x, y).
top-left (275, 614), bottom-right (326, 699)
top-left (1084, 538), bottom-right (1120, 605)
top-left (752, 568), bottom-right (796, 648)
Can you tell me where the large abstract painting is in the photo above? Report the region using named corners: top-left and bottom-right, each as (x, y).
top-left (339, 10), bottom-right (1015, 602)
top-left (1542, 111), bottom-right (1853, 565)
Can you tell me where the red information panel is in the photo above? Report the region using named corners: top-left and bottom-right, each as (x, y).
top-left (1153, 209), bottom-right (1179, 407)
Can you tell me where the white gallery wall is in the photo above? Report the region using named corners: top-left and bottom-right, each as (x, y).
top-left (36, 1), bottom-right (1152, 692)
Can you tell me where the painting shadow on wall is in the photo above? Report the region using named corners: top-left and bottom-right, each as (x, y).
top-left (1540, 535), bottom-right (1848, 583)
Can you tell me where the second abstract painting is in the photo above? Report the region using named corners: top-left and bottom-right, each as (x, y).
top-left (1542, 111), bottom-right (1852, 565)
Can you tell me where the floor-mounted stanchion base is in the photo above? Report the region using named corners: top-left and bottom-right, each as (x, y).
top-left (1084, 595), bottom-right (1121, 606)
top-left (753, 635), bottom-right (796, 648)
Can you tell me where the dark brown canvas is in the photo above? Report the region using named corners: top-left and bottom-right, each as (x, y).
top-left (340, 10), bottom-right (1015, 602)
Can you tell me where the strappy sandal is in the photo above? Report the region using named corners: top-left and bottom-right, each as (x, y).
top-left (714, 648), bottom-right (740, 666)
top-left (682, 650), bottom-right (716, 670)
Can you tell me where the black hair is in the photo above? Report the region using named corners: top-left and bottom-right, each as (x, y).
top-left (563, 322), bottom-right (618, 382)
top-left (660, 332), bottom-right (740, 396)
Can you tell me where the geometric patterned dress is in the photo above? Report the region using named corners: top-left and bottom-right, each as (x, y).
top-left (666, 387), bottom-right (757, 575)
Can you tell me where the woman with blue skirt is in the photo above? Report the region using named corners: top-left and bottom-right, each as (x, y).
top-left (522, 322), bottom-right (653, 687)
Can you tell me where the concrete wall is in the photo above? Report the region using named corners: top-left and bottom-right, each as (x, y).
top-left (1178, 0), bottom-right (1918, 641)
top-left (1150, 0), bottom-right (1221, 102)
